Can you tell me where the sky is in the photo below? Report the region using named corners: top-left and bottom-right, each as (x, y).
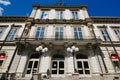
top-left (0, 0), bottom-right (120, 17)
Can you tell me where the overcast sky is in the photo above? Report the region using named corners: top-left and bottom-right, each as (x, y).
top-left (0, 0), bottom-right (120, 17)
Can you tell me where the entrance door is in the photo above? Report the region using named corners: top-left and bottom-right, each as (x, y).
top-left (26, 59), bottom-right (39, 77)
top-left (77, 59), bottom-right (90, 75)
top-left (51, 60), bottom-right (64, 75)
top-left (76, 54), bottom-right (90, 77)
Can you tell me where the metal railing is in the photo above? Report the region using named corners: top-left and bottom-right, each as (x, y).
top-left (15, 35), bottom-right (101, 41)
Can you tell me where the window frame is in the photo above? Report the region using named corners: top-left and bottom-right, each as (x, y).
top-left (35, 27), bottom-right (45, 39)
top-left (113, 29), bottom-right (120, 41)
top-left (56, 11), bottom-right (63, 19)
top-left (6, 27), bottom-right (18, 41)
top-left (100, 29), bottom-right (110, 41)
top-left (40, 11), bottom-right (49, 19)
top-left (72, 11), bottom-right (79, 20)
top-left (74, 27), bottom-right (83, 40)
top-left (55, 27), bottom-right (64, 40)
top-left (0, 27), bottom-right (5, 39)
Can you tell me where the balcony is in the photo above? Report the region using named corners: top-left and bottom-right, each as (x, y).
top-left (15, 35), bottom-right (101, 45)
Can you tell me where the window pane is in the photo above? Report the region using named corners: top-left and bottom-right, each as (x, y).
top-left (0, 60), bottom-right (3, 66)
top-left (52, 62), bottom-right (57, 68)
top-left (34, 61), bottom-right (38, 68)
top-left (85, 70), bottom-right (90, 74)
top-left (36, 27), bottom-right (45, 38)
top-left (28, 61), bottom-right (33, 68)
top-left (59, 70), bottom-right (64, 74)
top-left (77, 61), bottom-right (82, 68)
top-left (83, 61), bottom-right (89, 68)
top-left (78, 70), bottom-right (83, 74)
top-left (52, 70), bottom-right (57, 74)
top-left (59, 61), bottom-right (64, 68)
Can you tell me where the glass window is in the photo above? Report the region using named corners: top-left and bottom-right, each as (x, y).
top-left (40, 11), bottom-right (48, 19)
top-left (101, 29), bottom-right (110, 41)
top-left (6, 28), bottom-right (18, 41)
top-left (57, 11), bottom-right (63, 19)
top-left (74, 27), bottom-right (83, 40)
top-left (0, 28), bottom-right (4, 39)
top-left (55, 27), bottom-right (64, 40)
top-left (36, 27), bottom-right (45, 39)
top-left (72, 11), bottom-right (78, 20)
top-left (114, 29), bottom-right (120, 41)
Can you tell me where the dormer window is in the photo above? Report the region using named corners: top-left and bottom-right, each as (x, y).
top-left (40, 11), bottom-right (48, 19)
top-left (72, 11), bottom-right (78, 20)
top-left (57, 11), bottom-right (63, 19)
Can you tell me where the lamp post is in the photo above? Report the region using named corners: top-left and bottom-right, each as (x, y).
top-left (67, 46), bottom-right (79, 73)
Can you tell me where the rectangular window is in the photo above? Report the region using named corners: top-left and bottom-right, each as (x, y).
top-left (40, 11), bottom-right (48, 19)
top-left (57, 11), bottom-right (63, 19)
top-left (36, 27), bottom-right (45, 39)
top-left (55, 27), bottom-right (64, 40)
top-left (101, 29), bottom-right (110, 41)
top-left (72, 11), bottom-right (78, 20)
top-left (74, 27), bottom-right (83, 40)
top-left (6, 28), bottom-right (18, 41)
top-left (114, 29), bottom-right (120, 41)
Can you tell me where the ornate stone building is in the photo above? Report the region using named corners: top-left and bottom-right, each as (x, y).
top-left (0, 4), bottom-right (120, 80)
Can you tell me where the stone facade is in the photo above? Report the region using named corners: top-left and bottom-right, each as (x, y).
top-left (0, 4), bottom-right (120, 80)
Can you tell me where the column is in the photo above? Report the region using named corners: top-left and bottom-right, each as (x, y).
top-left (66, 51), bottom-right (74, 74)
top-left (29, 26), bottom-right (36, 38)
top-left (46, 25), bottom-right (54, 39)
top-left (35, 9), bottom-right (41, 19)
top-left (39, 51), bottom-right (51, 74)
top-left (64, 9), bottom-right (72, 20)
top-left (78, 9), bottom-right (85, 20)
top-left (83, 25), bottom-right (91, 39)
top-left (49, 9), bottom-right (56, 19)
top-left (65, 25), bottom-right (73, 39)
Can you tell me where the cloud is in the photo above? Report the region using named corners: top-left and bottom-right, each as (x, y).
top-left (0, 0), bottom-right (11, 6)
top-left (0, 7), bottom-right (4, 16)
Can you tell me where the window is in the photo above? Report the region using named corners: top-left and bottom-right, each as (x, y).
top-left (6, 28), bottom-right (18, 41)
top-left (114, 29), bottom-right (120, 40)
top-left (101, 29), bottom-right (110, 41)
top-left (0, 28), bottom-right (4, 39)
top-left (55, 27), bottom-right (64, 40)
top-left (72, 11), bottom-right (78, 20)
top-left (57, 11), bottom-right (63, 19)
top-left (36, 27), bottom-right (45, 39)
top-left (40, 11), bottom-right (48, 19)
top-left (74, 27), bottom-right (83, 40)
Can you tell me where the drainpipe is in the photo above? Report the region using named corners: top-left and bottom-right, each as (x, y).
top-left (104, 26), bottom-right (119, 60)
top-left (91, 25), bottom-right (108, 73)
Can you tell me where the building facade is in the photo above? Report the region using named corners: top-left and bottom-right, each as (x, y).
top-left (0, 4), bottom-right (120, 80)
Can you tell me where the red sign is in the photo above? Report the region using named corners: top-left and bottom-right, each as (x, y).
top-left (111, 54), bottom-right (119, 61)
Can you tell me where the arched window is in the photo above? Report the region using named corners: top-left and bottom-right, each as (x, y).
top-left (0, 53), bottom-right (6, 67)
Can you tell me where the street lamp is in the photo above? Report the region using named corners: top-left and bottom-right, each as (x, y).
top-left (36, 46), bottom-right (48, 53)
top-left (67, 46), bottom-right (79, 73)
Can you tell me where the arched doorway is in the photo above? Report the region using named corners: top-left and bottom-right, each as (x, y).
top-left (51, 54), bottom-right (65, 75)
top-left (76, 54), bottom-right (90, 76)
top-left (25, 53), bottom-right (40, 77)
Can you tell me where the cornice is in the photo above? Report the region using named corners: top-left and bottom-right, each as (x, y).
top-left (34, 19), bottom-right (87, 24)
top-left (32, 4), bottom-right (87, 10)
top-left (91, 16), bottom-right (120, 23)
top-left (0, 16), bottom-right (28, 22)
